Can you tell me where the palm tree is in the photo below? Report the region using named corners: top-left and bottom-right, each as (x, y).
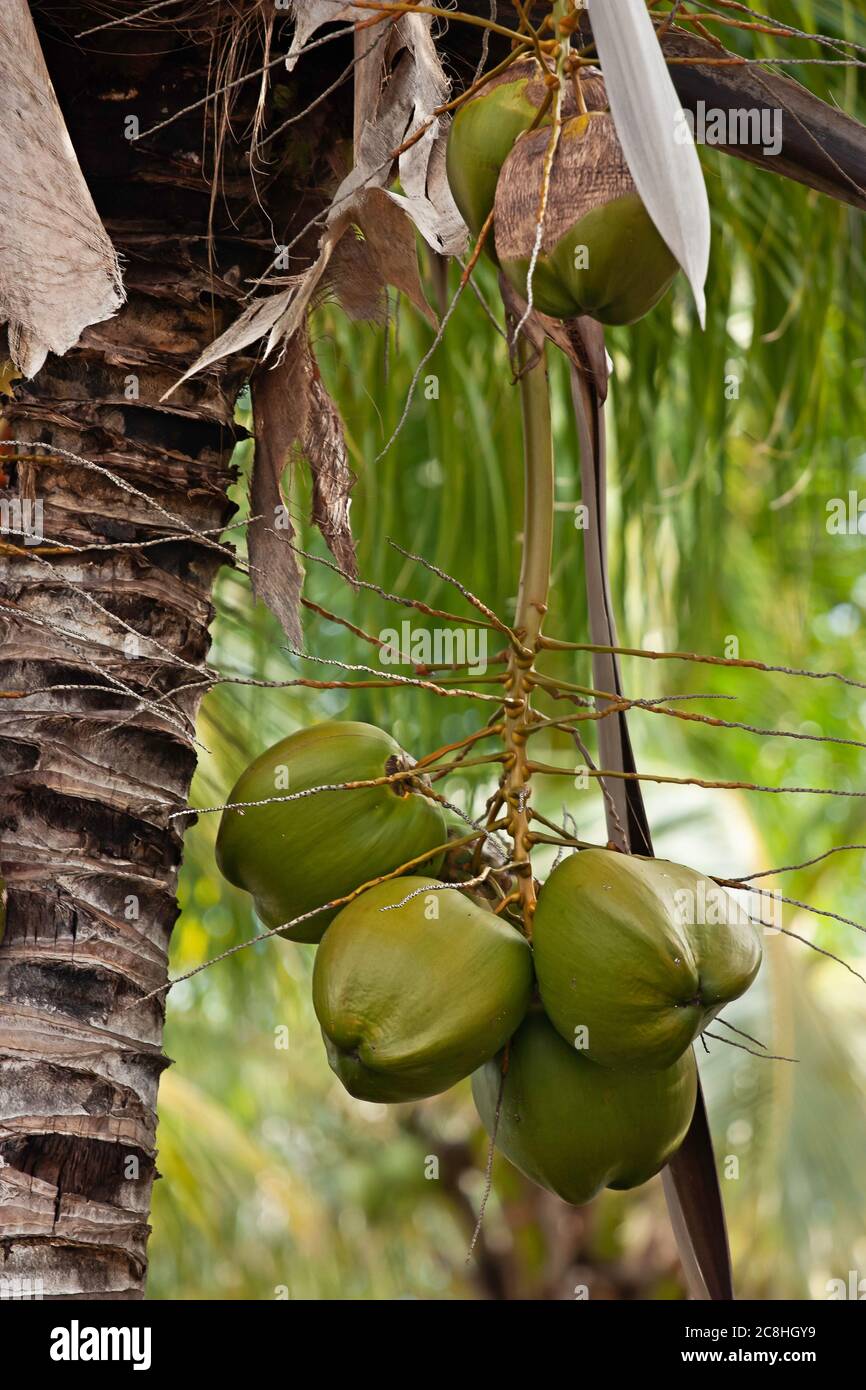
top-left (1, 0), bottom-right (864, 1301)
top-left (0, 0), bottom-right (329, 1300)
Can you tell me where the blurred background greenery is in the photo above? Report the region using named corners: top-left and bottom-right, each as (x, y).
top-left (148, 2), bottom-right (866, 1300)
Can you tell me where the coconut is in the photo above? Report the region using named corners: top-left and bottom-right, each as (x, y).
top-left (532, 848), bottom-right (763, 1071)
top-left (472, 1011), bottom-right (697, 1205)
top-left (215, 722), bottom-right (446, 942)
top-left (495, 112), bottom-right (679, 324)
top-left (313, 875), bottom-right (534, 1102)
top-left (446, 60), bottom-right (607, 251)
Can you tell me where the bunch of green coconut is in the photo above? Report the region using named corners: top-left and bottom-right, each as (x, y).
top-left (216, 721), bottom-right (762, 1207)
top-left (446, 58), bottom-right (680, 324)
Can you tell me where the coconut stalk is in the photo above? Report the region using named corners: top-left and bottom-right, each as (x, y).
top-left (502, 336), bottom-right (554, 933)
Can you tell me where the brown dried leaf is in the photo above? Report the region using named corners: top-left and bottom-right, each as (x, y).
top-left (388, 14), bottom-right (468, 256)
top-left (353, 20), bottom-right (388, 152)
top-left (387, 133), bottom-right (468, 258)
top-left (305, 368), bottom-right (358, 581)
top-left (0, 0), bottom-right (124, 376)
top-left (329, 56), bottom-right (417, 216)
top-left (172, 8), bottom-right (451, 383)
top-left (327, 189), bottom-right (437, 327)
top-left (249, 337), bottom-right (313, 646)
top-left (166, 288), bottom-right (294, 397)
top-left (355, 188), bottom-right (437, 327)
top-left (286, 2), bottom-right (365, 70)
top-left (324, 12), bottom-right (467, 257)
top-left (391, 12), bottom-right (447, 200)
top-left (166, 220), bottom-right (348, 397)
top-left (328, 229), bottom-right (387, 324)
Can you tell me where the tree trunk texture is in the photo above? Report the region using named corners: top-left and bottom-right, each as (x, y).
top-left (0, 5), bottom-right (334, 1299)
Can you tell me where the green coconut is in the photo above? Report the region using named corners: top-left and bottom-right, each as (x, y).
top-left (533, 848), bottom-right (763, 1071)
top-left (313, 875), bottom-right (534, 1102)
top-left (473, 1012), bottom-right (697, 1206)
top-left (215, 722), bottom-right (446, 943)
top-left (495, 112), bottom-right (679, 325)
top-left (446, 61), bottom-right (606, 253)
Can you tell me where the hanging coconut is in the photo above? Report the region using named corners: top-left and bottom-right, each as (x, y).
top-left (472, 1012), bottom-right (697, 1206)
top-left (215, 722), bottom-right (446, 943)
top-left (532, 848), bottom-right (763, 1071)
top-left (313, 875), bottom-right (534, 1102)
top-left (446, 60), bottom-right (606, 252)
top-left (494, 113), bottom-right (679, 324)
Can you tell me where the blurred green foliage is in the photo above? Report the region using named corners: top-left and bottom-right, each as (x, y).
top-left (148, 2), bottom-right (866, 1300)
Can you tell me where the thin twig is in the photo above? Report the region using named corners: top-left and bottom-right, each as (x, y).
top-left (284, 648), bottom-right (505, 701)
top-left (720, 884), bottom-right (866, 939)
top-left (291, 543), bottom-right (498, 630)
top-left (132, 23), bottom-right (361, 141)
top-left (716, 1017), bottom-right (767, 1050)
top-left (566, 726), bottom-right (627, 850)
top-left (466, 1053), bottom-right (507, 1264)
top-left (703, 1031), bottom-right (798, 1062)
top-left (539, 636), bottom-right (866, 694)
top-left (734, 845), bottom-right (866, 882)
top-left (770, 924), bottom-right (866, 984)
top-left (528, 761), bottom-right (866, 799)
top-left (76, 0), bottom-right (201, 37)
top-left (386, 538), bottom-right (518, 643)
top-left (374, 209), bottom-right (496, 462)
top-left (381, 864), bottom-right (515, 910)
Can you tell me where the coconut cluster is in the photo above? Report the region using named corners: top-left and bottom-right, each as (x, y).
top-left (446, 60), bottom-right (679, 326)
top-left (475, 849), bottom-right (762, 1204)
top-left (217, 719), bottom-right (763, 1208)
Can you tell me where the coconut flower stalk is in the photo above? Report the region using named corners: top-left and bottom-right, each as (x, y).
top-left (501, 336), bottom-right (555, 929)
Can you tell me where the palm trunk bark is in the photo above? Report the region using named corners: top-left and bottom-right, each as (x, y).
top-left (0, 271), bottom-right (245, 1300)
top-left (0, 4), bottom-right (325, 1299)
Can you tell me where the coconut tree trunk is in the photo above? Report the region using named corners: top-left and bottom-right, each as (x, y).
top-left (0, 6), bottom-right (311, 1300)
top-left (0, 278), bottom-right (245, 1301)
